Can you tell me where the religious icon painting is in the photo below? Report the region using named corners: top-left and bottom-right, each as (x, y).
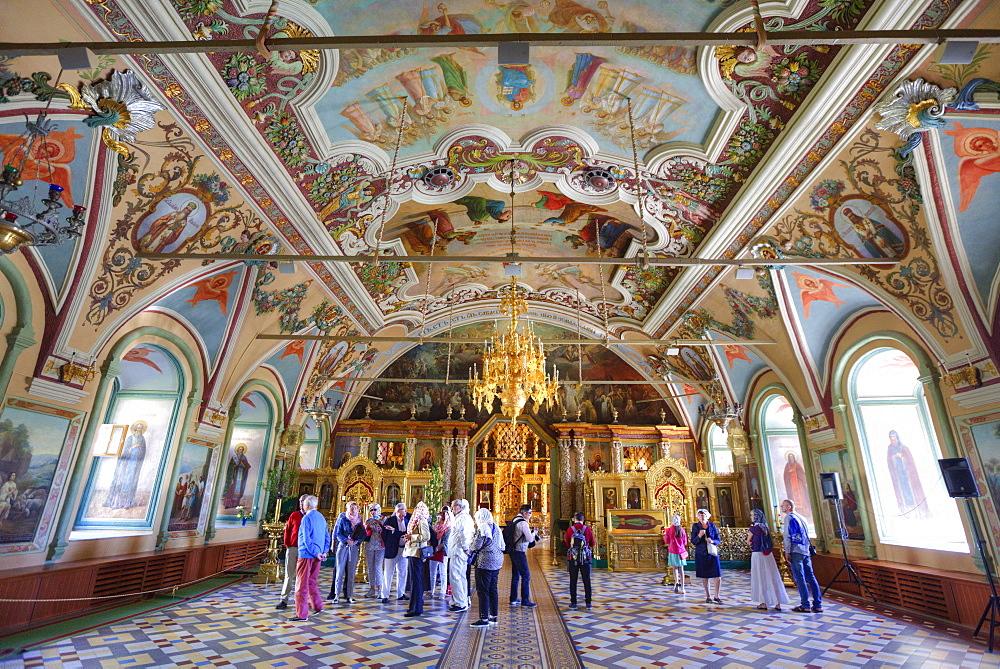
top-left (133, 190), bottom-right (209, 254)
top-left (695, 487), bottom-right (711, 513)
top-left (80, 397), bottom-right (176, 525)
top-left (0, 398), bottom-right (84, 553)
top-left (409, 485), bottom-right (424, 509)
top-left (384, 483), bottom-right (401, 508)
top-left (678, 346), bottom-right (713, 381)
top-left (715, 485), bottom-right (736, 527)
top-left (167, 437), bottom-right (218, 534)
top-left (495, 64), bottom-right (536, 111)
top-left (956, 410), bottom-right (1000, 546)
top-left (815, 447), bottom-right (865, 541)
top-left (602, 486), bottom-right (619, 510)
top-left (765, 433), bottom-right (814, 528)
top-left (216, 426), bottom-right (267, 522)
top-left (828, 196), bottom-right (909, 260)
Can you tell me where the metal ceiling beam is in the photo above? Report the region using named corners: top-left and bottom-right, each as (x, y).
top-left (319, 377), bottom-right (709, 386)
top-left (140, 252), bottom-right (895, 267)
top-left (256, 334), bottom-right (774, 345)
top-left (2, 29), bottom-right (997, 57)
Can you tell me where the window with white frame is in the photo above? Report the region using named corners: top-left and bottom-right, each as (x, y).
top-left (849, 347), bottom-right (967, 552)
top-left (707, 424), bottom-right (734, 475)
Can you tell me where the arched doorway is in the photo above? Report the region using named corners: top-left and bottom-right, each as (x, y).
top-left (472, 418), bottom-right (552, 525)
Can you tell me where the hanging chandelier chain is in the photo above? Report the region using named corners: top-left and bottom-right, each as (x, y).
top-left (594, 215), bottom-right (611, 338)
top-left (626, 97), bottom-right (650, 267)
top-left (418, 221), bottom-right (438, 344)
top-left (371, 96), bottom-right (408, 266)
top-left (508, 159), bottom-right (517, 256)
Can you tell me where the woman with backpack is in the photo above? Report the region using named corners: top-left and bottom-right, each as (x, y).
top-left (664, 514), bottom-right (688, 594)
top-left (748, 508), bottom-right (790, 611)
top-left (564, 511), bottom-right (595, 610)
top-left (470, 507), bottom-right (505, 627)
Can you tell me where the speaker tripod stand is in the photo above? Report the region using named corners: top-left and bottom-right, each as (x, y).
top-left (822, 498), bottom-right (877, 602)
top-left (968, 498), bottom-right (1000, 653)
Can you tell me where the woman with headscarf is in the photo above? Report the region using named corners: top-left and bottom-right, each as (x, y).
top-left (691, 508), bottom-right (723, 604)
top-left (403, 501), bottom-right (431, 617)
top-left (331, 500), bottom-right (365, 604)
top-left (748, 508), bottom-right (789, 611)
top-left (470, 507), bottom-right (505, 627)
top-left (363, 503), bottom-right (385, 598)
top-left (664, 514), bottom-right (689, 594)
top-left (429, 506), bottom-right (452, 599)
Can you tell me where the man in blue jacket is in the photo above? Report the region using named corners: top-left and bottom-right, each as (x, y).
top-left (292, 495), bottom-right (330, 621)
top-left (380, 503), bottom-right (410, 603)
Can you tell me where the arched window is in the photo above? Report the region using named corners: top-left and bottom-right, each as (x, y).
top-left (76, 344), bottom-right (185, 530)
top-left (759, 394), bottom-right (815, 533)
top-left (849, 348), bottom-right (966, 551)
top-left (299, 418), bottom-right (323, 470)
top-left (707, 425), bottom-right (733, 474)
top-left (217, 390), bottom-right (274, 524)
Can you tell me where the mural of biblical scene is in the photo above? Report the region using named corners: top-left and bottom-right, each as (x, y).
top-left (79, 346), bottom-right (182, 526)
top-left (761, 396), bottom-right (814, 529)
top-left (940, 118), bottom-right (1000, 309)
top-left (333, 434), bottom-right (360, 469)
top-left (167, 439), bottom-right (216, 533)
top-left (969, 418), bottom-right (1000, 509)
top-left (602, 487), bottom-right (619, 510)
top-left (586, 443), bottom-right (609, 472)
top-left (382, 185), bottom-right (641, 301)
top-left (815, 448), bottom-right (865, 541)
top-left (0, 399), bottom-right (83, 550)
top-left (217, 391), bottom-right (273, 523)
top-left (694, 486), bottom-right (711, 513)
top-left (349, 322), bottom-right (677, 430)
top-left (0, 116), bottom-right (95, 293)
top-left (527, 483), bottom-right (542, 512)
top-left (744, 463), bottom-right (764, 513)
top-left (311, 1), bottom-right (721, 156)
top-left (853, 349), bottom-right (966, 550)
top-left (715, 485), bottom-right (736, 527)
top-left (829, 197), bottom-right (908, 259)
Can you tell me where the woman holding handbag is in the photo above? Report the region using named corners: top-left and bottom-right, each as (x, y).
top-left (403, 501), bottom-right (431, 617)
top-left (691, 508), bottom-right (723, 604)
top-left (664, 514), bottom-right (689, 594)
top-left (331, 501), bottom-right (365, 604)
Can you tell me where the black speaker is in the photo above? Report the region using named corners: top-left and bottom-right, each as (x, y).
top-left (939, 458), bottom-right (981, 498)
top-left (820, 472), bottom-right (843, 500)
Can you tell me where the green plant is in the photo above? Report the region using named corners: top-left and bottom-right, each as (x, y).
top-left (423, 463), bottom-right (450, 513)
top-left (264, 464), bottom-right (299, 499)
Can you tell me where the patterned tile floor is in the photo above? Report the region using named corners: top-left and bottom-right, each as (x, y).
top-left (2, 543), bottom-right (1000, 668)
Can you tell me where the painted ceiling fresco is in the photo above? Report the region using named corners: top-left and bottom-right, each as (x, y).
top-left (3, 0), bottom-right (995, 443)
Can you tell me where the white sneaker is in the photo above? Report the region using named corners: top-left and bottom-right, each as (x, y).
top-left (331, 596), bottom-right (340, 604)
top-left (347, 598), bottom-right (356, 604)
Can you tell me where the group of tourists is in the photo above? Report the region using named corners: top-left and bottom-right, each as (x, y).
top-left (662, 498), bottom-right (823, 613)
top-left (276, 494), bottom-right (822, 623)
top-left (274, 496), bottom-right (553, 625)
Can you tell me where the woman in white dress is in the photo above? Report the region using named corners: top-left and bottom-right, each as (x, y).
top-left (748, 508), bottom-right (790, 611)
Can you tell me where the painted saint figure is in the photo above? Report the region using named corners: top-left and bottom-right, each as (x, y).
top-left (104, 421), bottom-right (148, 510)
top-left (138, 201), bottom-right (199, 253)
top-left (222, 443), bottom-right (252, 509)
top-left (841, 207), bottom-right (905, 258)
top-left (0, 472), bottom-right (18, 523)
top-left (782, 452), bottom-right (810, 508)
top-left (886, 430), bottom-right (931, 518)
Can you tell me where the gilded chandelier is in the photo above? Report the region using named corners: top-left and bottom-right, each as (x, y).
top-left (470, 278), bottom-right (560, 424)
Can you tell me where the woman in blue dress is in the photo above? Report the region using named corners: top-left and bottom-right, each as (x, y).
top-left (691, 508), bottom-right (723, 604)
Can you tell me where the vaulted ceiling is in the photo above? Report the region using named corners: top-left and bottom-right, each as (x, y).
top-left (3, 0), bottom-right (997, 436)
